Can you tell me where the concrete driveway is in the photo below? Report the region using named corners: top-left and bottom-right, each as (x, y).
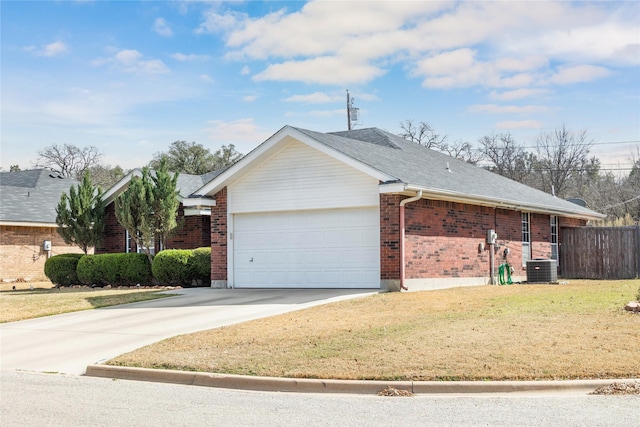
top-left (0, 288), bottom-right (376, 375)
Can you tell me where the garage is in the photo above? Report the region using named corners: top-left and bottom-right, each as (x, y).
top-left (232, 207), bottom-right (380, 288)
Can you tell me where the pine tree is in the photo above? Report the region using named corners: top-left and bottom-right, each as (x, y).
top-left (55, 172), bottom-right (106, 254)
top-left (114, 163), bottom-right (180, 262)
top-left (151, 158), bottom-right (180, 250)
top-left (115, 168), bottom-right (155, 262)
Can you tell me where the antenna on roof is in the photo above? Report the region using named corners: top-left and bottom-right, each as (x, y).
top-left (346, 89), bottom-right (359, 131)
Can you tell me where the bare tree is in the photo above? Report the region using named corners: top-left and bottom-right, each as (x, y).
top-left (399, 119), bottom-right (447, 150)
top-left (34, 144), bottom-right (102, 179)
top-left (442, 140), bottom-right (484, 165)
top-left (533, 126), bottom-right (593, 197)
top-left (478, 133), bottom-right (533, 183)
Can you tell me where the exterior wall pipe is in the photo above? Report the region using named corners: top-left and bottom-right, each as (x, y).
top-left (399, 190), bottom-right (423, 291)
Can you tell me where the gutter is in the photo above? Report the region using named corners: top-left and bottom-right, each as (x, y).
top-left (399, 190), bottom-right (422, 291)
top-left (381, 184), bottom-right (604, 221)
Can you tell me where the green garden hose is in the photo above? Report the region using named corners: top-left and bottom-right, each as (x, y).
top-left (498, 263), bottom-right (513, 285)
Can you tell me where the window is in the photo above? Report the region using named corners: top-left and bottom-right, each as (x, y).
top-left (550, 215), bottom-right (559, 266)
top-left (521, 212), bottom-right (531, 267)
top-left (125, 230), bottom-right (155, 255)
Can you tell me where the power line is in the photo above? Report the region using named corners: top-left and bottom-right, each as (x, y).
top-left (601, 194), bottom-right (640, 211)
top-left (517, 140), bottom-right (640, 150)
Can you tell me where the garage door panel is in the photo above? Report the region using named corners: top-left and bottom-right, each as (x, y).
top-left (233, 208), bottom-right (379, 288)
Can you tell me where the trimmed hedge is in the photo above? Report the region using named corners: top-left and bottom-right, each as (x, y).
top-left (44, 253), bottom-right (84, 287)
top-left (191, 247), bottom-right (211, 286)
top-left (152, 247), bottom-right (211, 287)
top-left (152, 250), bottom-right (192, 286)
top-left (77, 253), bottom-right (152, 286)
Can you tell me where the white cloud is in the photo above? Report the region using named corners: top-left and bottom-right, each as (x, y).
top-left (204, 118), bottom-right (272, 145)
top-left (196, 10), bottom-right (244, 34)
top-left (469, 104), bottom-right (550, 114)
top-left (171, 52), bottom-right (211, 61)
top-left (495, 120), bottom-right (543, 129)
top-left (240, 65), bottom-right (250, 75)
top-left (548, 65), bottom-right (611, 85)
top-left (489, 89), bottom-right (551, 101)
top-left (200, 1), bottom-right (638, 89)
top-left (92, 49), bottom-right (169, 74)
top-left (199, 74), bottom-right (214, 83)
top-left (26, 41), bottom-right (69, 57)
top-left (254, 57), bottom-right (385, 85)
top-left (243, 95), bottom-right (257, 102)
top-left (153, 17), bottom-right (173, 37)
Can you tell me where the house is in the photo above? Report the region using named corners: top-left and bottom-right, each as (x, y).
top-left (97, 170), bottom-right (222, 255)
top-left (0, 169), bottom-right (83, 282)
top-left (189, 126), bottom-right (603, 291)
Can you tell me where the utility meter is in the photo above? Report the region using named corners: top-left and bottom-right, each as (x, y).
top-left (43, 240), bottom-right (52, 251)
top-left (486, 229), bottom-right (497, 244)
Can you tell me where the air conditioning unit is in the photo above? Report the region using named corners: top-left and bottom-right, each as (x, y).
top-left (526, 259), bottom-right (558, 283)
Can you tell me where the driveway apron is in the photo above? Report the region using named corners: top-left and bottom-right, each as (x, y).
top-left (0, 288), bottom-right (375, 375)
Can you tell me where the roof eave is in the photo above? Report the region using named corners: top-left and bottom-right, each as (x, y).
top-left (380, 183), bottom-right (605, 221)
top-left (0, 221), bottom-right (58, 228)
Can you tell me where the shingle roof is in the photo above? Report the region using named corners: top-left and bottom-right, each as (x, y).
top-left (292, 126), bottom-right (603, 219)
top-left (103, 168), bottom-right (227, 205)
top-left (0, 170), bottom-right (79, 225)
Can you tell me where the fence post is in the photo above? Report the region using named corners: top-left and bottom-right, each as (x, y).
top-left (636, 225), bottom-right (640, 279)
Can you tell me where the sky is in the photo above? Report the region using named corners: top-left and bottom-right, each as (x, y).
top-left (1, 0), bottom-right (639, 174)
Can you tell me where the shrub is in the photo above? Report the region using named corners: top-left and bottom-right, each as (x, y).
top-left (44, 253), bottom-right (84, 287)
top-left (637, 287), bottom-right (640, 302)
top-left (77, 253), bottom-right (151, 286)
top-left (152, 250), bottom-right (192, 286)
top-left (191, 247), bottom-right (211, 286)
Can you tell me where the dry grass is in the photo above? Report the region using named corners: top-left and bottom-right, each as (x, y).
top-left (109, 280), bottom-right (640, 381)
top-left (0, 281), bottom-right (173, 323)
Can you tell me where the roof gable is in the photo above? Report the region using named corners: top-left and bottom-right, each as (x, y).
top-left (195, 126), bottom-right (395, 197)
top-left (102, 168), bottom-right (223, 205)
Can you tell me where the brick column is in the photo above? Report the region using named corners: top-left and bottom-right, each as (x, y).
top-left (210, 187), bottom-right (227, 287)
top-left (380, 194), bottom-right (401, 291)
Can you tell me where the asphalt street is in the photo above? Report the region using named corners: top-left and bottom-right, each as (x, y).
top-left (1, 371), bottom-right (638, 427)
top-left (0, 288), bottom-right (376, 374)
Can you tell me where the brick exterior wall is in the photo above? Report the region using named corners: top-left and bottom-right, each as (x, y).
top-left (380, 194), bottom-right (401, 280)
top-left (210, 188), bottom-right (227, 281)
top-left (381, 196), bottom-right (587, 281)
top-left (96, 203), bottom-right (211, 254)
top-left (0, 225), bottom-right (85, 282)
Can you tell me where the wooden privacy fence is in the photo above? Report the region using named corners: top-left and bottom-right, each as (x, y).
top-left (560, 226), bottom-right (640, 279)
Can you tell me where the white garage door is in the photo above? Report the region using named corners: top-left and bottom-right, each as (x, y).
top-left (233, 208), bottom-right (379, 288)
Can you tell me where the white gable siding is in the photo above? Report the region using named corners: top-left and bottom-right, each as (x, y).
top-left (228, 140), bottom-right (379, 213)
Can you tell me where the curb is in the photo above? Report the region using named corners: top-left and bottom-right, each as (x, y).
top-left (84, 364), bottom-right (637, 395)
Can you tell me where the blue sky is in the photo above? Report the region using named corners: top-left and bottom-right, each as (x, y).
top-left (2, 1), bottom-right (639, 173)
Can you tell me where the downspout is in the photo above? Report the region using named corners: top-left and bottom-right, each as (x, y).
top-left (399, 190), bottom-right (423, 291)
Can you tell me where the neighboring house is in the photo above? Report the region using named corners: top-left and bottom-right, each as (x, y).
top-left (0, 169), bottom-right (84, 282)
top-left (97, 170), bottom-right (221, 255)
top-left (189, 126), bottom-right (603, 291)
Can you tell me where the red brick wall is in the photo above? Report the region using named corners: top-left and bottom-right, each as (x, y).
top-left (97, 203), bottom-right (125, 253)
top-left (380, 194), bottom-right (401, 280)
top-left (96, 203), bottom-right (211, 253)
top-left (167, 207), bottom-right (211, 249)
top-left (403, 199), bottom-right (492, 279)
top-left (210, 187), bottom-right (227, 281)
top-left (381, 196), bottom-right (579, 280)
top-left (0, 225), bottom-right (85, 281)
